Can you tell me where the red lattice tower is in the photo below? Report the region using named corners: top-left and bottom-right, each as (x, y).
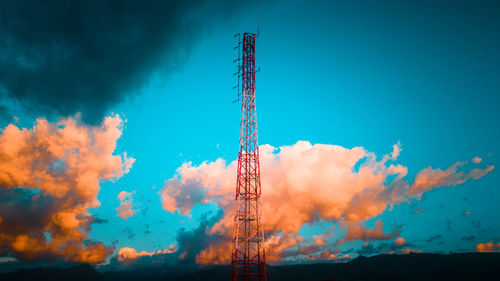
top-left (231, 32), bottom-right (267, 281)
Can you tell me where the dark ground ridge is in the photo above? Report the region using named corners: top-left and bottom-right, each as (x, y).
top-left (1, 252), bottom-right (499, 281)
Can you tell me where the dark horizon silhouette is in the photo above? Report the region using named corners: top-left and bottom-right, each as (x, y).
top-left (1, 253), bottom-right (500, 281)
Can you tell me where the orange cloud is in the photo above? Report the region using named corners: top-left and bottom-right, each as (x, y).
top-left (475, 242), bottom-right (500, 253)
top-left (116, 191), bottom-right (138, 220)
top-left (397, 248), bottom-right (423, 254)
top-left (0, 114), bottom-right (134, 263)
top-left (407, 161), bottom-right (494, 196)
top-left (195, 241), bottom-right (233, 265)
top-left (345, 220), bottom-right (398, 241)
top-left (412, 208), bottom-right (425, 215)
top-left (117, 245), bottom-right (177, 265)
top-left (264, 233), bottom-right (306, 263)
top-left (394, 237), bottom-right (406, 247)
top-left (313, 231), bottom-right (334, 247)
top-left (472, 157), bottom-right (482, 164)
top-left (160, 141), bottom-right (493, 264)
top-left (306, 251), bottom-right (350, 261)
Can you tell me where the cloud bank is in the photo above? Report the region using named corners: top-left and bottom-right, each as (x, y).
top-left (0, 114), bottom-right (134, 263)
top-left (159, 141), bottom-right (493, 264)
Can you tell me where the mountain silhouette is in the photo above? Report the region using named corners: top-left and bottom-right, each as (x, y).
top-left (1, 253), bottom-right (499, 281)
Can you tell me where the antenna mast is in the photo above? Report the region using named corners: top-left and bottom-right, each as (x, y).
top-left (230, 32), bottom-right (267, 281)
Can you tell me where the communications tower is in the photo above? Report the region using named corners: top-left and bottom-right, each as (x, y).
top-left (231, 32), bottom-right (267, 281)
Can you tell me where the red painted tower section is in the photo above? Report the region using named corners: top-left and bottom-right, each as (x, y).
top-left (231, 32), bottom-right (267, 281)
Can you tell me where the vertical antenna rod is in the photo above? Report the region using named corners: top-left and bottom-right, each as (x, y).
top-left (231, 32), bottom-right (267, 281)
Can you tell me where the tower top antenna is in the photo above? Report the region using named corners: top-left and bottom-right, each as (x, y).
top-left (257, 3), bottom-right (261, 37)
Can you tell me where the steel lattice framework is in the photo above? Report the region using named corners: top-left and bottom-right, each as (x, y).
top-left (231, 32), bottom-right (267, 281)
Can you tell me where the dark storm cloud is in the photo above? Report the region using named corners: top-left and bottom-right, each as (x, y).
top-left (356, 240), bottom-right (417, 256)
top-left (103, 210), bottom-right (224, 271)
top-left (355, 242), bottom-right (394, 256)
top-left (356, 243), bottom-right (381, 256)
top-left (0, 0), bottom-right (252, 123)
top-left (0, 188), bottom-right (110, 262)
top-left (122, 227), bottom-right (136, 240)
top-left (461, 235), bottom-right (475, 241)
top-left (88, 216), bottom-right (108, 225)
top-left (0, 105), bottom-right (11, 121)
top-left (425, 234), bottom-right (442, 243)
top-left (176, 210), bottom-right (224, 264)
top-left (0, 188), bottom-right (56, 239)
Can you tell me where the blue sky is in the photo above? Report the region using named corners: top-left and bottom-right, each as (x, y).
top-left (98, 0), bottom-right (498, 252)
